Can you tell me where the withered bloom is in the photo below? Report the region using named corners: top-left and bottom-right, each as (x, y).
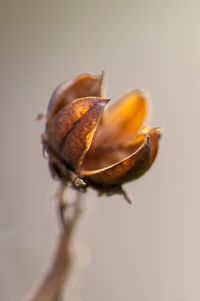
top-left (42, 73), bottom-right (161, 203)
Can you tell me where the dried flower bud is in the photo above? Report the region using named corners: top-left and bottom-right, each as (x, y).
top-left (42, 73), bottom-right (161, 202)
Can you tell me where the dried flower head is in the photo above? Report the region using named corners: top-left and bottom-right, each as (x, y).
top-left (42, 73), bottom-right (161, 203)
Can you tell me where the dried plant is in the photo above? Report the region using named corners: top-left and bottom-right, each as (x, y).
top-left (26, 72), bottom-right (161, 301)
top-left (42, 72), bottom-right (161, 202)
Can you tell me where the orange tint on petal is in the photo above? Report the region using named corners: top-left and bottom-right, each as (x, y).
top-left (82, 130), bottom-right (146, 171)
top-left (80, 134), bottom-right (151, 185)
top-left (91, 90), bottom-right (149, 149)
top-left (81, 127), bottom-right (161, 186)
top-left (47, 73), bottom-right (104, 122)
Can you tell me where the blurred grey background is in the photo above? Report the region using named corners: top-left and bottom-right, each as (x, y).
top-left (0, 0), bottom-right (200, 300)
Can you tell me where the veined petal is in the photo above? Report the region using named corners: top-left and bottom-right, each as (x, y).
top-left (46, 97), bottom-right (109, 169)
top-left (90, 90), bottom-right (149, 150)
top-left (47, 73), bottom-right (104, 122)
top-left (80, 127), bottom-right (161, 185)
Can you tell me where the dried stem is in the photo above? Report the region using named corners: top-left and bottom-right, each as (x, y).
top-left (25, 185), bottom-right (82, 301)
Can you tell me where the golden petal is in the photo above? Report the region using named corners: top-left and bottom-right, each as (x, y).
top-left (90, 90), bottom-right (149, 150)
top-left (47, 73), bottom-right (104, 122)
top-left (46, 97), bottom-right (109, 169)
top-left (80, 127), bottom-right (161, 185)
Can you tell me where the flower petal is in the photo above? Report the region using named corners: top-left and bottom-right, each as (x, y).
top-left (80, 134), bottom-right (150, 185)
top-left (47, 73), bottom-right (104, 122)
top-left (81, 130), bottom-right (146, 171)
top-left (80, 127), bottom-right (160, 185)
top-left (46, 97), bottom-right (109, 169)
top-left (90, 90), bottom-right (149, 150)
top-left (147, 127), bottom-right (161, 168)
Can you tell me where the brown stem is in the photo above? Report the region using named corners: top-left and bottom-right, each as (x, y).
top-left (25, 185), bottom-right (82, 301)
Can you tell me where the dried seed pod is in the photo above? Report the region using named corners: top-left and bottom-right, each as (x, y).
top-left (42, 72), bottom-right (161, 202)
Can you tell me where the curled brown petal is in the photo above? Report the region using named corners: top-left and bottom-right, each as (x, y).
top-left (147, 127), bottom-right (161, 168)
top-left (90, 90), bottom-right (149, 150)
top-left (81, 131), bottom-right (146, 171)
top-left (80, 134), bottom-right (151, 185)
top-left (81, 127), bottom-right (161, 185)
top-left (46, 97), bottom-right (109, 169)
top-left (47, 73), bottom-right (104, 122)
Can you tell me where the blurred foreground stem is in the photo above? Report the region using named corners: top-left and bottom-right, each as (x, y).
top-left (25, 185), bottom-right (82, 301)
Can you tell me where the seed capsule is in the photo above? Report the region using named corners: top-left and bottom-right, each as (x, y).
top-left (42, 73), bottom-right (161, 202)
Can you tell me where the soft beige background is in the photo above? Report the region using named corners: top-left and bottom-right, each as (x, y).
top-left (0, 0), bottom-right (200, 300)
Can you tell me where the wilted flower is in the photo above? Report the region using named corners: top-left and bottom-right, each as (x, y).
top-left (42, 73), bottom-right (161, 203)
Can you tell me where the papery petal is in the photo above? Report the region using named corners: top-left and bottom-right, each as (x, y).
top-left (82, 131), bottom-right (146, 171)
top-left (46, 97), bottom-right (109, 169)
top-left (80, 127), bottom-right (161, 185)
top-left (90, 90), bottom-right (149, 150)
top-left (80, 134), bottom-right (150, 185)
top-left (147, 127), bottom-right (161, 168)
top-left (47, 73), bottom-right (103, 122)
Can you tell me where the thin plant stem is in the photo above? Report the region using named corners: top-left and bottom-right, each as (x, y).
top-left (25, 185), bottom-right (82, 301)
